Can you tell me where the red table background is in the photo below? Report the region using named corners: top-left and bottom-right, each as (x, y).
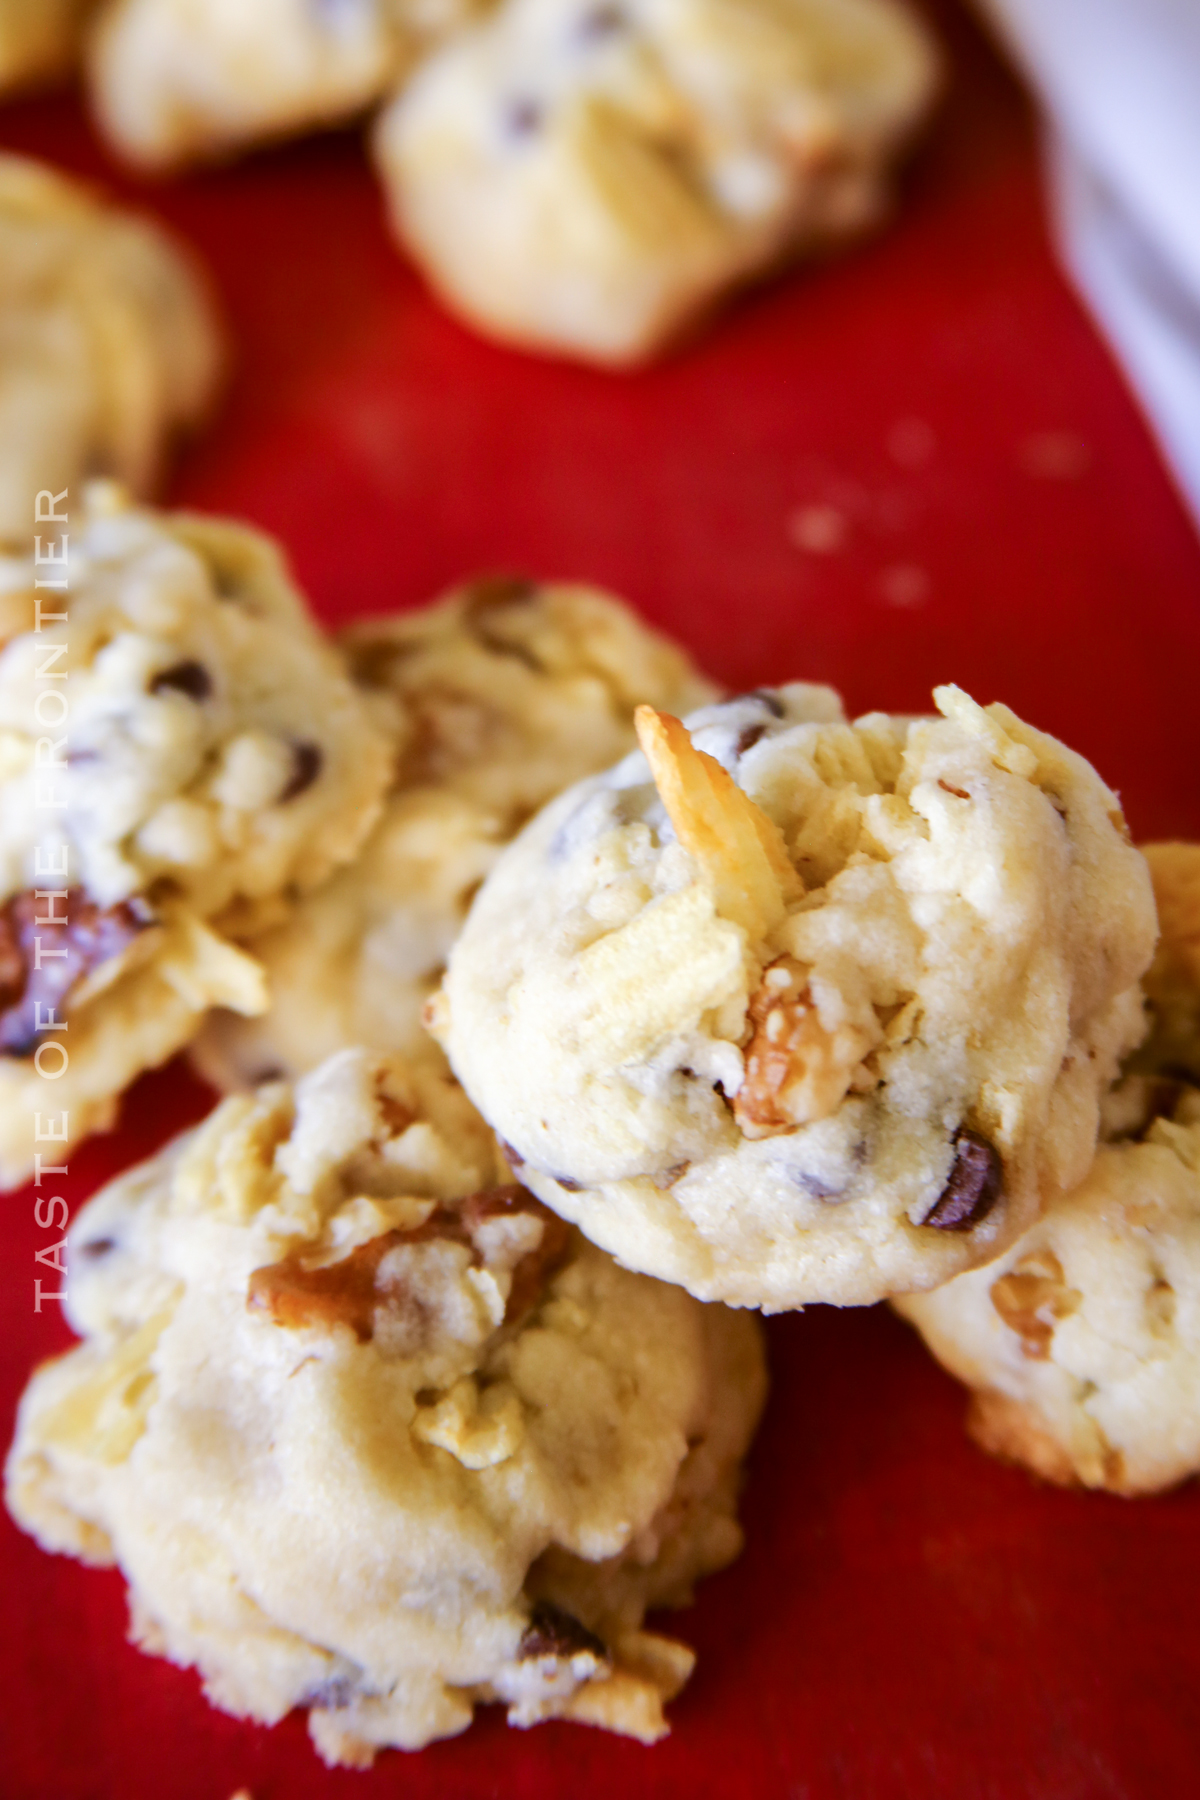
top-left (3, 4), bottom-right (1200, 1796)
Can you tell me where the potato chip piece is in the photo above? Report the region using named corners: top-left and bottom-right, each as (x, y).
top-left (634, 707), bottom-right (800, 940)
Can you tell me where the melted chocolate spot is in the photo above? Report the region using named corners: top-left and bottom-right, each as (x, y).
top-left (150, 660), bottom-right (212, 701)
top-left (923, 1130), bottom-right (1003, 1231)
top-left (519, 1601), bottom-right (607, 1663)
top-left (280, 741), bottom-right (323, 802)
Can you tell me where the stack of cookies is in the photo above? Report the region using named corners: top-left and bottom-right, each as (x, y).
top-left (5, 483), bottom-right (1199, 1767)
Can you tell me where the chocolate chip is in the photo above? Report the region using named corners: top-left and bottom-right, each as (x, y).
top-left (922, 1129), bottom-right (1003, 1230)
top-left (463, 576), bottom-right (543, 670)
top-left (78, 1237), bottom-right (116, 1260)
top-left (150, 660), bottom-right (212, 701)
top-left (736, 723), bottom-right (766, 756)
top-left (553, 1174), bottom-right (582, 1192)
top-left (280, 741), bottom-right (323, 802)
top-left (737, 688), bottom-right (784, 717)
top-left (499, 1139), bottom-right (527, 1170)
top-left (465, 574), bottom-right (538, 611)
top-left (519, 1601), bottom-right (607, 1663)
top-left (578, 2), bottom-right (625, 37)
top-left (505, 99), bottom-right (543, 138)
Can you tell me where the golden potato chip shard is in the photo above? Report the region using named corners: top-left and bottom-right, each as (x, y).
top-left (634, 707), bottom-right (800, 940)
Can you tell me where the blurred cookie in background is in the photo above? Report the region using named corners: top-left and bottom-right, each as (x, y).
top-left (0, 154), bottom-right (223, 545)
top-left (374, 0), bottom-right (940, 365)
top-left (89, 0), bottom-right (484, 170)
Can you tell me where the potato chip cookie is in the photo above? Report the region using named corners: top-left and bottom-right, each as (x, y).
top-left (435, 684), bottom-right (1156, 1309)
top-left (375, 0), bottom-right (939, 365)
top-left (0, 155), bottom-right (222, 546)
top-left (894, 843), bottom-right (1200, 1496)
top-left (0, 485), bottom-right (396, 1186)
top-left (0, 0), bottom-right (94, 94)
top-left (90, 0), bottom-right (480, 171)
top-left (193, 574), bottom-right (717, 1088)
top-left (6, 1046), bottom-right (766, 1765)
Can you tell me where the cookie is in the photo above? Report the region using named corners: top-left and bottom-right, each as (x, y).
top-left (894, 842), bottom-right (1200, 1497)
top-left (0, 0), bottom-right (93, 93)
top-left (192, 575), bottom-right (717, 1088)
top-left (0, 484), bottom-right (396, 1186)
top-left (374, 0), bottom-right (939, 365)
top-left (433, 684), bottom-right (1156, 1310)
top-left (0, 154), bottom-right (223, 545)
top-left (6, 1046), bottom-right (767, 1764)
top-left (1131, 842), bottom-right (1200, 1084)
top-left (89, 0), bottom-right (478, 171)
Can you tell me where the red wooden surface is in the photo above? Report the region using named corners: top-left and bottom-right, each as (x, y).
top-left (3, 3), bottom-right (1200, 1795)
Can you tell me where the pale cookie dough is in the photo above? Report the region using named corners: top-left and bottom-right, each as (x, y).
top-left (894, 841), bottom-right (1200, 1497)
top-left (193, 574), bottom-right (717, 1088)
top-left (0, 154), bottom-right (223, 545)
top-left (435, 684), bottom-right (1156, 1310)
top-left (0, 485), bottom-right (396, 1187)
top-left (0, 0), bottom-right (95, 94)
top-left (6, 1046), bottom-right (766, 1765)
top-left (90, 0), bottom-right (483, 171)
top-left (1130, 842), bottom-right (1200, 1084)
top-left (375, 0), bottom-right (939, 365)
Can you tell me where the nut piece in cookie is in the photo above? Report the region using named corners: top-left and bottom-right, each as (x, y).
top-left (0, 153), bottom-right (222, 545)
top-left (375, 0), bottom-right (939, 364)
top-left (192, 578), bottom-right (717, 1090)
top-left (0, 486), bottom-right (396, 1186)
top-left (438, 682), bottom-right (1156, 1309)
top-left (895, 843), bottom-right (1200, 1496)
top-left (5, 1047), bottom-right (766, 1766)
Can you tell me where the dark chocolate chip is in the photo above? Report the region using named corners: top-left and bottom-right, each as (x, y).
top-left (922, 1129), bottom-right (1003, 1230)
top-left (736, 723), bottom-right (766, 756)
top-left (578, 2), bottom-right (625, 37)
top-left (553, 1174), bottom-right (582, 1192)
top-left (505, 100), bottom-right (543, 138)
top-left (519, 1601), bottom-right (607, 1663)
top-left (279, 741), bottom-right (323, 802)
top-left (740, 688), bottom-right (785, 717)
top-left (78, 1237), bottom-right (117, 1260)
top-left (150, 660), bottom-right (212, 701)
top-left (499, 1139), bottom-right (527, 1170)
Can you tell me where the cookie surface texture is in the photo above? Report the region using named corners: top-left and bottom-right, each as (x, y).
top-left (895, 842), bottom-right (1200, 1496)
top-left (0, 486), bottom-right (396, 1185)
top-left (375, 0), bottom-right (939, 364)
top-left (193, 575), bottom-right (717, 1088)
top-left (6, 1046), bottom-right (766, 1765)
top-left (437, 683), bottom-right (1156, 1309)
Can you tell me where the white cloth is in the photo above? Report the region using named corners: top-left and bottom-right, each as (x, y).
top-left (978, 0), bottom-right (1200, 528)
